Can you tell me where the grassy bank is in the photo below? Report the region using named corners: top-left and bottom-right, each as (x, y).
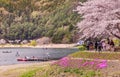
top-left (1, 51), bottom-right (120, 77)
top-left (0, 65), bottom-right (41, 77)
top-left (34, 65), bottom-right (100, 77)
top-left (69, 51), bottom-right (120, 60)
top-left (19, 65), bottom-right (101, 77)
top-left (0, 62), bottom-right (51, 77)
top-left (22, 51), bottom-right (120, 77)
top-left (20, 68), bottom-right (41, 77)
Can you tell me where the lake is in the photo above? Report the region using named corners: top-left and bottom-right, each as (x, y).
top-left (0, 47), bottom-right (78, 65)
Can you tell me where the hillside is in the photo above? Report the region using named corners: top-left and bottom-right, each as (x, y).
top-left (0, 0), bottom-right (85, 43)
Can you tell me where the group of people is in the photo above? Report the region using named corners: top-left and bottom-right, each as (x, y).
top-left (86, 38), bottom-right (115, 51)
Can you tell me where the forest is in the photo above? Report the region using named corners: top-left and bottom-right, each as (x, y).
top-left (0, 0), bottom-right (86, 43)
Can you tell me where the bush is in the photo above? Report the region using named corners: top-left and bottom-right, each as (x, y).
top-left (30, 40), bottom-right (37, 46)
top-left (113, 38), bottom-right (120, 46)
top-left (77, 45), bottom-right (86, 51)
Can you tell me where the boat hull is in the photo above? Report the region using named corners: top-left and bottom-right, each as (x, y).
top-left (17, 58), bottom-right (49, 61)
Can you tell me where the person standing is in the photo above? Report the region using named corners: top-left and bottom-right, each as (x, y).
top-left (109, 39), bottom-right (115, 51)
top-left (95, 41), bottom-right (98, 51)
top-left (86, 40), bottom-right (90, 50)
top-left (98, 41), bottom-right (102, 52)
top-left (102, 41), bottom-right (106, 51)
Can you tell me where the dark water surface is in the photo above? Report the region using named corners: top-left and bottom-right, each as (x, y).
top-left (0, 47), bottom-right (78, 65)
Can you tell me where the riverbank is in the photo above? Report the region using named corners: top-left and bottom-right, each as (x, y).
top-left (0, 61), bottom-right (55, 77)
top-left (0, 51), bottom-right (120, 77)
top-left (0, 44), bottom-right (77, 48)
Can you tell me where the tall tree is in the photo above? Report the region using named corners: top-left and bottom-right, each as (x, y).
top-left (76, 0), bottom-right (120, 39)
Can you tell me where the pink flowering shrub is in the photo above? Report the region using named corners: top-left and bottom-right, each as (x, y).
top-left (53, 57), bottom-right (107, 70)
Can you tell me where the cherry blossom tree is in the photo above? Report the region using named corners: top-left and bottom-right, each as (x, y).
top-left (76, 0), bottom-right (120, 39)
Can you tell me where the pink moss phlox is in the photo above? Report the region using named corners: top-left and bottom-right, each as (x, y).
top-left (89, 61), bottom-right (95, 65)
top-left (70, 59), bottom-right (82, 68)
top-left (101, 60), bottom-right (107, 63)
top-left (59, 57), bottom-right (70, 67)
top-left (53, 57), bottom-right (107, 70)
top-left (97, 63), bottom-right (107, 69)
top-left (97, 60), bottom-right (107, 69)
top-left (79, 59), bottom-right (83, 62)
top-left (82, 61), bottom-right (89, 66)
top-left (78, 59), bottom-right (83, 67)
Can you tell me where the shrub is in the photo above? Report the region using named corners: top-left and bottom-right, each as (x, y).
top-left (77, 45), bottom-right (86, 51)
top-left (113, 38), bottom-right (120, 46)
top-left (30, 40), bottom-right (37, 46)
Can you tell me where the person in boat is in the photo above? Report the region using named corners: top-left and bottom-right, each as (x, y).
top-left (25, 56), bottom-right (30, 59)
top-left (3, 51), bottom-right (12, 53)
top-left (32, 56), bottom-right (36, 59)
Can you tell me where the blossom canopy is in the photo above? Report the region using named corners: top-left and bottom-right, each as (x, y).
top-left (76, 0), bottom-right (120, 39)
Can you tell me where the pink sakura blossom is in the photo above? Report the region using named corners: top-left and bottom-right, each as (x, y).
top-left (76, 0), bottom-right (120, 39)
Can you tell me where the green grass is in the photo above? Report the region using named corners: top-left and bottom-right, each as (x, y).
top-left (20, 70), bottom-right (36, 77)
top-left (18, 65), bottom-right (100, 77)
top-left (34, 65), bottom-right (100, 77)
top-left (77, 45), bottom-right (86, 51)
top-left (20, 68), bottom-right (41, 77)
top-left (69, 51), bottom-right (120, 60)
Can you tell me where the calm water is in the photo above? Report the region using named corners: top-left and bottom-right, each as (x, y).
top-left (0, 47), bottom-right (78, 65)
